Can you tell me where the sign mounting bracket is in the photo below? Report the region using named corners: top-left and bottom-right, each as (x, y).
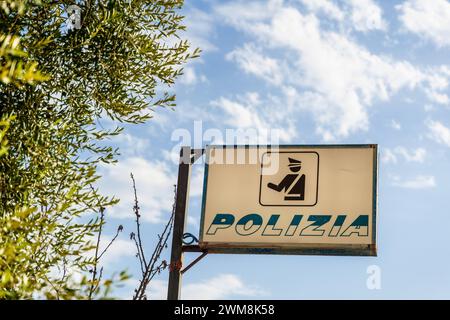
top-left (180, 251), bottom-right (208, 275)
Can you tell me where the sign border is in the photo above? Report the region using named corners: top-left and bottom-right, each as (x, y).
top-left (198, 144), bottom-right (378, 257)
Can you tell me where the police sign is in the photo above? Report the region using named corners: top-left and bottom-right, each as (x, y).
top-left (199, 145), bottom-right (378, 256)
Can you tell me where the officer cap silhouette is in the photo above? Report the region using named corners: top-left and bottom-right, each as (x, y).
top-left (288, 158), bottom-right (302, 172)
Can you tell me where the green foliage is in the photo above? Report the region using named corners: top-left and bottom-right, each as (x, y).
top-left (0, 1), bottom-right (48, 85)
top-left (0, 0), bottom-right (42, 15)
top-left (0, 1), bottom-right (47, 160)
top-left (0, 0), bottom-right (198, 299)
top-left (0, 34), bottom-right (49, 85)
top-left (0, 115), bottom-right (13, 157)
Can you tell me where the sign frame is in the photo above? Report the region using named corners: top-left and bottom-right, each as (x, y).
top-left (198, 144), bottom-right (378, 257)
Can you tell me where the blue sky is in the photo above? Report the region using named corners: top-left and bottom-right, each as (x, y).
top-left (94, 0), bottom-right (450, 299)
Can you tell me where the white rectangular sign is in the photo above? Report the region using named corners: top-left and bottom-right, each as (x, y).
top-left (199, 145), bottom-right (378, 256)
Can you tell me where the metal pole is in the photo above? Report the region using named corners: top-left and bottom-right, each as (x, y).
top-left (167, 146), bottom-right (191, 300)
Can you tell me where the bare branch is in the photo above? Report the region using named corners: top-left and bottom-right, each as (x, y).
top-left (130, 231), bottom-right (145, 276)
top-left (88, 207), bottom-right (104, 300)
top-left (132, 184), bottom-right (176, 300)
top-left (91, 267), bottom-right (104, 297)
top-left (130, 172), bottom-right (148, 268)
top-left (97, 224), bottom-right (123, 261)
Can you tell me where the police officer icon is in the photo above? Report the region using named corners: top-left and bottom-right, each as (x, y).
top-left (267, 157), bottom-right (305, 201)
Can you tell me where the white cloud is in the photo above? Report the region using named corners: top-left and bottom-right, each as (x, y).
top-left (189, 166), bottom-right (205, 198)
top-left (300, 0), bottom-right (386, 32)
top-left (424, 73), bottom-right (450, 104)
top-left (381, 148), bottom-right (398, 164)
top-left (184, 8), bottom-right (217, 52)
top-left (256, 8), bottom-right (420, 138)
top-left (98, 236), bottom-right (136, 266)
top-left (398, 147), bottom-right (426, 162)
top-left (390, 120), bottom-right (402, 130)
top-left (211, 92), bottom-right (297, 144)
top-left (396, 147), bottom-right (426, 162)
top-left (382, 146), bottom-right (426, 164)
top-left (397, 0), bottom-right (450, 47)
top-left (226, 44), bottom-right (283, 86)
top-left (216, 1), bottom-right (450, 140)
top-left (299, 0), bottom-right (344, 21)
top-left (215, 0), bottom-right (283, 28)
top-left (162, 148), bottom-right (180, 166)
top-left (182, 274), bottom-right (268, 300)
top-left (347, 0), bottom-right (387, 32)
top-left (98, 157), bottom-right (176, 223)
top-left (426, 90), bottom-right (450, 105)
top-left (146, 279), bottom-right (167, 300)
top-left (111, 133), bottom-right (150, 157)
top-left (179, 66), bottom-right (207, 86)
top-left (391, 175), bottom-right (436, 189)
top-left (213, 94), bottom-right (264, 130)
top-left (144, 274), bottom-right (268, 300)
top-left (427, 119), bottom-right (450, 147)
top-left (180, 67), bottom-right (197, 86)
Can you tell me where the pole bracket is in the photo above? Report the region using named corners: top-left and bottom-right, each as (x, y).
top-left (180, 148), bottom-right (205, 164)
top-left (181, 251), bottom-right (208, 275)
top-left (169, 260), bottom-right (183, 272)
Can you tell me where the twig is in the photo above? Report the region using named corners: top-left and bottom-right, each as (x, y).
top-left (132, 184), bottom-right (176, 300)
top-left (91, 267), bottom-right (104, 297)
top-left (131, 232), bottom-right (145, 276)
top-left (130, 172), bottom-right (147, 268)
top-left (88, 207), bottom-right (104, 299)
top-left (98, 224), bottom-right (123, 261)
